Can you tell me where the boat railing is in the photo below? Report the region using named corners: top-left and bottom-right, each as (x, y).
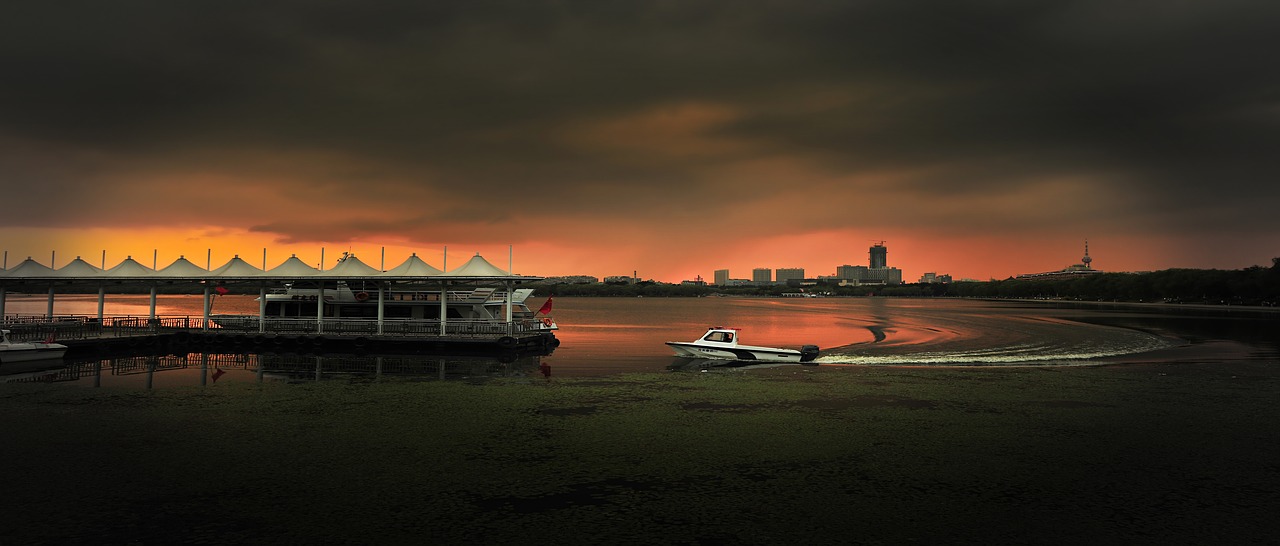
top-left (263, 289), bottom-right (506, 303)
top-left (204, 317), bottom-right (549, 337)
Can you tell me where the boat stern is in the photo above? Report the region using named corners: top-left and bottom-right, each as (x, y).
top-left (800, 345), bottom-right (820, 363)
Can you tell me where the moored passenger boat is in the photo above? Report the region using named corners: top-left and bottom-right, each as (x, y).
top-left (0, 329), bottom-right (69, 364)
top-left (211, 282), bottom-right (557, 334)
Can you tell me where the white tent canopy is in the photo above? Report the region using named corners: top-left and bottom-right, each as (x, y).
top-left (267, 255), bottom-right (319, 276)
top-left (210, 255), bottom-right (264, 277)
top-left (0, 258), bottom-right (54, 278)
top-left (53, 257), bottom-right (104, 277)
top-left (382, 253), bottom-right (443, 277)
top-left (155, 256), bottom-right (209, 277)
top-left (322, 254), bottom-right (380, 277)
top-left (0, 252), bottom-right (538, 282)
top-left (104, 257), bottom-right (154, 277)
top-left (447, 253), bottom-right (511, 277)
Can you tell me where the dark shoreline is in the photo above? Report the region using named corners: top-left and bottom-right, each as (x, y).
top-left (3, 358), bottom-right (1278, 544)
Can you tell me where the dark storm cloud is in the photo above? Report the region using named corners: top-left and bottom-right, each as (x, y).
top-left (3, 1), bottom-right (1279, 241)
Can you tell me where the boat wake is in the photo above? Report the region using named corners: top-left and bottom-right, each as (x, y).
top-left (816, 313), bottom-right (1178, 366)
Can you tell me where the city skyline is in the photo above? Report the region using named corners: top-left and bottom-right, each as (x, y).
top-left (3, 2), bottom-right (1279, 283)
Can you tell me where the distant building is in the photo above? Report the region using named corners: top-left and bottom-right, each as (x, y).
top-left (836, 264), bottom-right (868, 280)
top-left (776, 268), bottom-right (805, 283)
top-left (918, 272), bottom-right (952, 284)
top-left (542, 275), bottom-right (599, 284)
top-left (714, 269), bottom-right (730, 286)
top-left (832, 242), bottom-right (903, 285)
top-left (681, 275), bottom-right (707, 286)
top-left (869, 242), bottom-right (887, 269)
top-left (1016, 241), bottom-right (1104, 280)
top-left (603, 275), bottom-right (637, 284)
top-left (752, 268), bottom-right (773, 283)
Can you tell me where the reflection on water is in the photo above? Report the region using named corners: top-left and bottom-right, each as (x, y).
top-left (666, 357), bottom-right (799, 373)
top-left (2, 351), bottom-right (547, 388)
top-left (551, 297), bottom-right (1277, 371)
top-left (4, 297), bottom-right (1277, 379)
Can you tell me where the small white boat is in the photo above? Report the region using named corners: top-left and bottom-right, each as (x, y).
top-left (666, 327), bottom-right (819, 363)
top-left (0, 329), bottom-right (69, 364)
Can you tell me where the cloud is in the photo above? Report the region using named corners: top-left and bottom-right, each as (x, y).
top-left (3, 1), bottom-right (1279, 278)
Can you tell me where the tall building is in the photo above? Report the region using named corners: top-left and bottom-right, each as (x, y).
top-left (776, 268), bottom-right (805, 283)
top-left (834, 242), bottom-right (902, 285)
top-left (869, 242), bottom-right (887, 269)
top-left (752, 268), bottom-right (773, 283)
top-left (714, 269), bottom-right (730, 286)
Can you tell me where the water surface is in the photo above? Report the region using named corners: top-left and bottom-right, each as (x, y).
top-left (4, 294), bottom-right (1276, 384)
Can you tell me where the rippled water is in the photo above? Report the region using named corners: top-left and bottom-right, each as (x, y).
top-left (550, 297), bottom-right (1180, 371)
top-left (4, 294), bottom-right (1276, 381)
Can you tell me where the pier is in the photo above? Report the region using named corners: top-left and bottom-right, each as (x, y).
top-left (1, 314), bottom-right (558, 357)
top-left (0, 251), bottom-right (559, 355)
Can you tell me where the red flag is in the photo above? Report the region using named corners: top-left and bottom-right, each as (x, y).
top-left (211, 367), bottom-right (225, 382)
top-left (537, 296), bottom-right (553, 315)
top-left (214, 285), bottom-right (229, 295)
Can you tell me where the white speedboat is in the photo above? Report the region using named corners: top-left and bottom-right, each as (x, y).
top-left (666, 327), bottom-right (819, 363)
top-left (0, 329), bottom-right (69, 364)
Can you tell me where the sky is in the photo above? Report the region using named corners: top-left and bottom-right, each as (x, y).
top-left (2, 1), bottom-right (1279, 282)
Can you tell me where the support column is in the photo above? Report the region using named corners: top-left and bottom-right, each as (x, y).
top-left (505, 281), bottom-right (514, 335)
top-left (316, 281), bottom-right (324, 334)
top-left (202, 285), bottom-right (211, 331)
top-left (47, 285), bottom-right (55, 319)
top-left (0, 286), bottom-right (6, 320)
top-left (149, 284), bottom-right (158, 324)
top-left (376, 284), bottom-right (385, 336)
top-left (258, 285), bottom-right (267, 334)
top-left (439, 281), bottom-right (448, 336)
top-left (97, 284), bottom-right (105, 322)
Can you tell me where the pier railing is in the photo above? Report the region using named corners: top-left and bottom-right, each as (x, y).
top-left (2, 314), bottom-right (550, 341)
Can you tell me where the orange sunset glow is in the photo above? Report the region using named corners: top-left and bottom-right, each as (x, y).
top-left (3, 2), bottom-right (1278, 282)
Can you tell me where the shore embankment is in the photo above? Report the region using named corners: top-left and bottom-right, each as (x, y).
top-left (3, 360), bottom-right (1278, 544)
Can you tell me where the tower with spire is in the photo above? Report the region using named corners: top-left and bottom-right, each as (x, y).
top-left (1015, 239), bottom-right (1103, 279)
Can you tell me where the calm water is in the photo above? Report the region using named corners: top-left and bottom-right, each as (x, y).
top-left (3, 294), bottom-right (1278, 386)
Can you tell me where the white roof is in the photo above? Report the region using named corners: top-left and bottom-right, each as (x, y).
top-left (155, 256), bottom-right (209, 277)
top-left (0, 251), bottom-right (538, 283)
top-left (210, 256), bottom-right (264, 276)
top-left (1, 258), bottom-right (54, 277)
top-left (53, 257), bottom-right (104, 277)
top-left (104, 257), bottom-right (155, 277)
top-left (447, 253), bottom-right (511, 277)
top-left (382, 253), bottom-right (443, 277)
top-left (321, 254), bottom-right (380, 276)
top-left (267, 255), bottom-right (319, 276)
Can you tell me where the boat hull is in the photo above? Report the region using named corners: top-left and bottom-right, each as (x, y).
top-left (0, 346), bottom-right (68, 364)
top-left (666, 342), bottom-right (809, 363)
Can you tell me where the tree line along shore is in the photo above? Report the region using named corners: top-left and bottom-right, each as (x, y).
top-left (6, 259), bottom-right (1278, 306)
top-left (536, 259), bottom-right (1280, 306)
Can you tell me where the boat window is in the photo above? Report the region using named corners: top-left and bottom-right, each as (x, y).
top-left (703, 331), bottom-right (733, 342)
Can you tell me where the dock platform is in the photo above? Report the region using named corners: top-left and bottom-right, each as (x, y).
top-left (2, 315), bottom-right (559, 358)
